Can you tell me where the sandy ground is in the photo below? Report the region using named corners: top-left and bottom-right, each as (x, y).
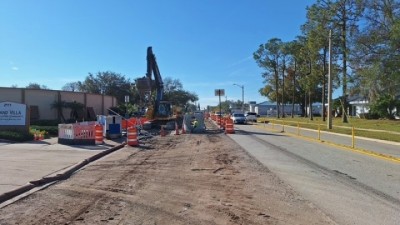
top-left (0, 121), bottom-right (336, 225)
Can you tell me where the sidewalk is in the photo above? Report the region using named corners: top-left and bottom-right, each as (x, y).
top-left (0, 137), bottom-right (123, 196)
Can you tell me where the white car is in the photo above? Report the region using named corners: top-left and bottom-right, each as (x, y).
top-left (245, 112), bottom-right (257, 122)
top-left (231, 113), bottom-right (246, 124)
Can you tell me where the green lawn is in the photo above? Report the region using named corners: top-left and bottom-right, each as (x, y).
top-left (258, 116), bottom-right (400, 143)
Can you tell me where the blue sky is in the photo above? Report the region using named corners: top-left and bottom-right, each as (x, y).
top-left (0, 0), bottom-right (318, 108)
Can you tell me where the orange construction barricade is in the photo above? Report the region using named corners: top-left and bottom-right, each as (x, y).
top-left (127, 126), bottom-right (138, 146)
top-left (95, 124), bottom-right (104, 145)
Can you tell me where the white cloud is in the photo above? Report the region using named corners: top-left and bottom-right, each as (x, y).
top-left (12, 66), bottom-right (19, 71)
top-left (227, 55), bottom-right (252, 68)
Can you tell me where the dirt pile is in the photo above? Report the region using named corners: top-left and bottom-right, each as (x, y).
top-left (0, 121), bottom-right (335, 224)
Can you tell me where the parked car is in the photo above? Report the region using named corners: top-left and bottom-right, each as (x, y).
top-left (231, 113), bottom-right (246, 124)
top-left (245, 112), bottom-right (257, 122)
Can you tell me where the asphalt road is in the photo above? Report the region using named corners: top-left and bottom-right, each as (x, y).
top-left (229, 123), bottom-right (400, 225)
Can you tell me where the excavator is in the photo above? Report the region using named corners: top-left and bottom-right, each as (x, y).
top-left (135, 47), bottom-right (175, 126)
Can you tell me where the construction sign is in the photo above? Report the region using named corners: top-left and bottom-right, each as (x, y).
top-left (215, 89), bottom-right (225, 96)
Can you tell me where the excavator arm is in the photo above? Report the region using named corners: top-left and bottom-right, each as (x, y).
top-left (145, 47), bottom-right (172, 119)
top-left (146, 47), bottom-right (164, 117)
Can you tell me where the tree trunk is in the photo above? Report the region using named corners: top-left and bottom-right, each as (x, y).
top-left (309, 91), bottom-right (313, 121)
top-left (282, 58), bottom-right (286, 118)
top-left (322, 48), bottom-right (327, 121)
top-left (275, 66), bottom-right (280, 118)
top-left (291, 61), bottom-right (296, 118)
top-left (304, 92), bottom-right (308, 118)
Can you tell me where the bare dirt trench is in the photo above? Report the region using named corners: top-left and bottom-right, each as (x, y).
top-left (0, 120), bottom-right (336, 225)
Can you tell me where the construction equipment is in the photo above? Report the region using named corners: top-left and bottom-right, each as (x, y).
top-left (135, 47), bottom-right (174, 126)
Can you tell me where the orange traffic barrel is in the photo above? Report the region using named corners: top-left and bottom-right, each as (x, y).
top-left (225, 118), bottom-right (235, 134)
top-left (222, 117), bottom-right (226, 129)
top-left (95, 124), bottom-right (104, 145)
top-left (127, 126), bottom-right (139, 146)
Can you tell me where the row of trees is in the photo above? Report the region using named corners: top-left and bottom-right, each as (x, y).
top-left (60, 71), bottom-right (198, 116)
top-left (210, 100), bottom-right (245, 115)
top-left (254, 0), bottom-right (400, 120)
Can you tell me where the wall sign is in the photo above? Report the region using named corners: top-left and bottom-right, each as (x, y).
top-left (0, 102), bottom-right (27, 126)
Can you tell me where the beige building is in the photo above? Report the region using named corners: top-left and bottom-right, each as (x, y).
top-left (0, 87), bottom-right (118, 122)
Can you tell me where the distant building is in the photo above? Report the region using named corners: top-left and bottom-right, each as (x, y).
top-left (348, 95), bottom-right (369, 117)
top-left (347, 94), bottom-right (400, 118)
top-left (0, 87), bottom-right (118, 122)
top-left (254, 101), bottom-right (276, 116)
top-left (248, 101), bottom-right (257, 113)
top-left (255, 101), bottom-right (321, 116)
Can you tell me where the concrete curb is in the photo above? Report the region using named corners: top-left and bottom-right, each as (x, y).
top-left (0, 143), bottom-right (126, 205)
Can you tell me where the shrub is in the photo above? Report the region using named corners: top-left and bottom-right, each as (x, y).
top-left (370, 94), bottom-right (400, 119)
top-left (30, 126), bottom-right (58, 136)
top-left (0, 131), bottom-right (33, 142)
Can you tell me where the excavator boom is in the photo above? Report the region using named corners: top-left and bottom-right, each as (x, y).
top-left (136, 46), bottom-right (172, 120)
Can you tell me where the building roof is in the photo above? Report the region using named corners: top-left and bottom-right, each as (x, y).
top-left (256, 101), bottom-right (275, 106)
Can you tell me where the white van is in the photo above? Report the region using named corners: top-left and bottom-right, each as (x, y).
top-left (245, 112), bottom-right (257, 122)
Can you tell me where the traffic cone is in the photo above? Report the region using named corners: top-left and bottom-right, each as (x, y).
top-left (160, 126), bottom-right (166, 137)
top-left (175, 122), bottom-right (180, 135)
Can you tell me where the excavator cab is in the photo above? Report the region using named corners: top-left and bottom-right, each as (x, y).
top-left (144, 101), bottom-right (172, 121)
top-left (157, 101), bottom-right (172, 118)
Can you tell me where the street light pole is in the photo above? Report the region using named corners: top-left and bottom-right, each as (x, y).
top-left (327, 30), bottom-right (333, 129)
top-left (233, 84), bottom-right (244, 112)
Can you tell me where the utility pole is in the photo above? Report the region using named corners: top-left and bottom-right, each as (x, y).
top-left (327, 30), bottom-right (333, 129)
top-left (215, 89), bottom-right (225, 128)
top-left (233, 84), bottom-right (244, 112)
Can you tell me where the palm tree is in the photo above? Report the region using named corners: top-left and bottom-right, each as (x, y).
top-left (67, 101), bottom-right (85, 121)
top-left (50, 100), bottom-right (67, 123)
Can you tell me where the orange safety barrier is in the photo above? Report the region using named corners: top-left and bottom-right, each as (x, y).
top-left (122, 117), bottom-right (150, 130)
top-left (225, 118), bottom-right (235, 134)
top-left (73, 124), bottom-right (94, 140)
top-left (127, 126), bottom-right (138, 146)
top-left (95, 124), bottom-right (103, 145)
top-left (58, 122), bottom-right (97, 145)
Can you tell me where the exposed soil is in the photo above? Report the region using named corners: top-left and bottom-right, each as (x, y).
top-left (0, 120), bottom-right (335, 225)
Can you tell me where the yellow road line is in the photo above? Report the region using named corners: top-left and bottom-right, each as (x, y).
top-left (255, 124), bottom-right (400, 164)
